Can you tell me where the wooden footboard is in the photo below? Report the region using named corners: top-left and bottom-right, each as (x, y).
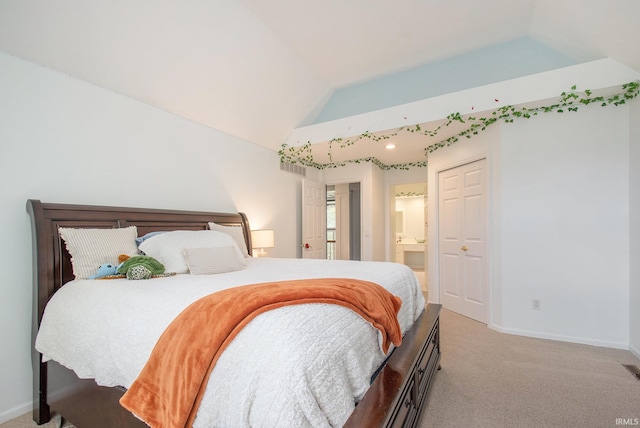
top-left (44, 362), bottom-right (147, 428)
top-left (344, 303), bottom-right (441, 428)
top-left (28, 199), bottom-right (441, 427)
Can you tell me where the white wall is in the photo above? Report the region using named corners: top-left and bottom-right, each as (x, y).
top-left (630, 99), bottom-right (640, 358)
top-left (499, 105), bottom-right (629, 348)
top-left (0, 52), bottom-right (302, 423)
top-left (428, 103), bottom-right (631, 348)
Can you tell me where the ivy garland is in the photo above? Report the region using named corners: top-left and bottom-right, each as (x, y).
top-left (395, 191), bottom-right (426, 198)
top-left (279, 81), bottom-right (640, 171)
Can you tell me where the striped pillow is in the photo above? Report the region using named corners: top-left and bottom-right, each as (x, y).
top-left (207, 222), bottom-right (250, 257)
top-left (59, 226), bottom-right (139, 279)
top-left (183, 246), bottom-right (247, 275)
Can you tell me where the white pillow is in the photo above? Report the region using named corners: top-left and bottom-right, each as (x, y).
top-left (138, 230), bottom-right (239, 274)
top-left (208, 222), bottom-right (250, 257)
top-left (58, 226), bottom-right (139, 279)
top-left (183, 246), bottom-right (247, 275)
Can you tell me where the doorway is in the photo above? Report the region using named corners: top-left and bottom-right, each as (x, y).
top-left (391, 183), bottom-right (428, 293)
top-left (326, 183), bottom-right (361, 260)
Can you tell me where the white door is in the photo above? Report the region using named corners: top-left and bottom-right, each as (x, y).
top-left (438, 159), bottom-right (487, 323)
top-left (302, 179), bottom-right (327, 259)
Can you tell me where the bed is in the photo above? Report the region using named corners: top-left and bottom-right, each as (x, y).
top-left (27, 199), bottom-right (441, 427)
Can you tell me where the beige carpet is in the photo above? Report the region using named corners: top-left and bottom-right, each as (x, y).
top-left (3, 308), bottom-right (639, 428)
top-left (421, 309), bottom-right (640, 428)
top-left (0, 413), bottom-right (71, 428)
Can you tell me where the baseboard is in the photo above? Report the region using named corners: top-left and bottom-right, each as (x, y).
top-left (0, 378), bottom-right (78, 424)
top-left (489, 324), bottom-right (630, 350)
top-left (0, 401), bottom-right (31, 425)
top-left (629, 343), bottom-right (640, 360)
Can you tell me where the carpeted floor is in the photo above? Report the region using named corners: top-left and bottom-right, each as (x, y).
top-left (421, 309), bottom-right (640, 427)
top-left (3, 309), bottom-right (639, 428)
top-left (0, 413), bottom-right (71, 428)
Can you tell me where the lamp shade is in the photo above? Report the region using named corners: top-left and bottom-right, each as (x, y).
top-left (251, 229), bottom-right (274, 249)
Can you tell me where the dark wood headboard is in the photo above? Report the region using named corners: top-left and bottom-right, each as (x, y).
top-left (26, 199), bottom-right (252, 423)
top-left (27, 199), bottom-right (251, 322)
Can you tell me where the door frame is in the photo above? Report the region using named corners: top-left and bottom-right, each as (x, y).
top-left (428, 153), bottom-right (493, 325)
top-left (325, 178), bottom-right (363, 260)
top-left (387, 182), bottom-right (428, 265)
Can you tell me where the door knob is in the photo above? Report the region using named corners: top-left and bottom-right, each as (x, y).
top-left (461, 245), bottom-right (468, 252)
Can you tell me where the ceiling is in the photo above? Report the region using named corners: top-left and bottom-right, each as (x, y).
top-left (1, 0), bottom-right (639, 169)
top-left (241, 0), bottom-right (538, 88)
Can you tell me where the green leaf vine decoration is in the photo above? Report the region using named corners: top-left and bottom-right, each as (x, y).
top-left (279, 80), bottom-right (639, 171)
top-left (395, 191), bottom-right (426, 198)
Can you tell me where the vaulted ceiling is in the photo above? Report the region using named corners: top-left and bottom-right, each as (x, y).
top-left (1, 1), bottom-right (638, 168)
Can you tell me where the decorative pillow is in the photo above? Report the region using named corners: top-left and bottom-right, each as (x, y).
top-left (183, 246), bottom-right (248, 275)
top-left (138, 230), bottom-right (239, 274)
top-left (135, 231), bottom-right (166, 246)
top-left (208, 222), bottom-right (250, 257)
top-left (58, 226), bottom-right (139, 279)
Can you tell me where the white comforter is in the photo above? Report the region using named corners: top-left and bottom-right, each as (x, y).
top-left (36, 258), bottom-right (425, 427)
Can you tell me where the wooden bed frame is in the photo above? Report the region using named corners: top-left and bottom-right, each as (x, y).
top-left (28, 199), bottom-right (441, 427)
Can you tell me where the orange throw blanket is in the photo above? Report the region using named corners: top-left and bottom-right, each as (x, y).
top-left (119, 278), bottom-right (403, 428)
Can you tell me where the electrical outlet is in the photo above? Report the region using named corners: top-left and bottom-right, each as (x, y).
top-left (532, 299), bottom-right (541, 310)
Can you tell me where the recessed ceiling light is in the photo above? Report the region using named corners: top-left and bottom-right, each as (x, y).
top-left (385, 143), bottom-right (396, 150)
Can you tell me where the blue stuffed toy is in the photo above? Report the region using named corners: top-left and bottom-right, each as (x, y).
top-left (89, 263), bottom-right (117, 279)
top-left (89, 255), bottom-right (173, 280)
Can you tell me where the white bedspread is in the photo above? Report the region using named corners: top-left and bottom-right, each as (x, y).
top-left (36, 258), bottom-right (425, 427)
